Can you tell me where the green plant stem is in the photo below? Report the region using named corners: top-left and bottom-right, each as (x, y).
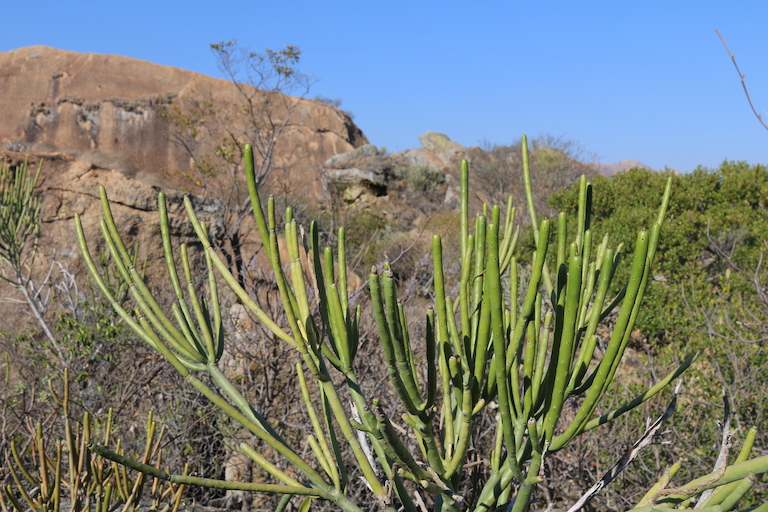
top-left (87, 443), bottom-right (323, 496)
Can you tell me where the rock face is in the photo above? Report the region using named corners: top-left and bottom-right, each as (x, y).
top-left (0, 46), bottom-right (368, 199)
top-left (0, 150), bottom-right (226, 336)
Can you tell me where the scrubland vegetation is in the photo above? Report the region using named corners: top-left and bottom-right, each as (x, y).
top-left (2, 130), bottom-right (767, 512)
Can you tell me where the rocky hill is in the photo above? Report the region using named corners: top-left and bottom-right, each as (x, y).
top-left (0, 45), bottom-right (367, 199)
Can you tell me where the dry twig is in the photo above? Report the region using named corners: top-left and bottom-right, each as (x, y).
top-left (716, 29), bottom-right (768, 132)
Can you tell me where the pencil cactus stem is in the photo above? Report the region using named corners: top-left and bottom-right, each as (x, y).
top-left (542, 253), bottom-right (582, 443)
top-left (266, 195), bottom-right (276, 231)
top-left (472, 273), bottom-right (492, 398)
top-left (446, 298), bottom-right (468, 378)
top-left (243, 144), bottom-right (271, 251)
top-left (98, 187), bottom-right (134, 277)
top-left (183, 197), bottom-right (295, 346)
top-left (601, 230), bottom-right (651, 386)
top-left (208, 249), bottom-right (224, 361)
top-left (183, 252), bottom-right (215, 360)
top-left (459, 238), bottom-right (472, 349)
top-left (297, 363), bottom-right (340, 487)
top-left (326, 281), bottom-right (350, 367)
top-left (350, 304), bottom-right (361, 362)
top-left (581, 229), bottom-right (592, 284)
top-left (268, 225), bottom-right (305, 350)
top-left (740, 427), bottom-right (758, 460)
top-left (657, 176), bottom-right (673, 226)
top-left (460, 158), bottom-right (469, 260)
top-left (443, 378), bottom-right (473, 479)
top-left (555, 212), bottom-right (568, 268)
top-left (307, 435), bottom-right (334, 484)
top-left (88, 442), bottom-right (326, 497)
top-left (318, 384), bottom-right (389, 501)
top-left (240, 444), bottom-right (304, 488)
top-left (522, 219), bottom-right (550, 322)
top-left (432, 235), bottom-right (450, 349)
top-left (337, 227), bottom-right (349, 315)
top-left (370, 269), bottom-right (420, 414)
top-left (323, 247), bottom-right (352, 362)
top-left (575, 175), bottom-right (588, 250)
top-left (499, 197), bottom-right (516, 268)
top-left (168, 278), bottom-right (202, 353)
top-left (487, 220), bottom-right (519, 478)
top-left (399, 302), bottom-right (418, 375)
top-left (573, 353), bottom-right (695, 439)
top-left (568, 246), bottom-right (615, 393)
top-left (522, 320), bottom-right (537, 418)
top-left (521, 135), bottom-right (537, 242)
top-left (425, 307), bottom-right (438, 408)
top-left (12, 435), bottom-right (37, 489)
top-left (159, 193), bottom-right (184, 300)
top-left (472, 214), bottom-right (487, 318)
top-left (371, 399), bottom-right (431, 482)
top-left (98, 219), bottom-right (132, 290)
top-left (439, 341), bottom-right (455, 454)
top-left (286, 223), bottom-right (316, 352)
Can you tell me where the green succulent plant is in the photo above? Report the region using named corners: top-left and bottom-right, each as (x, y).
top-left (74, 136), bottom-right (768, 512)
top-left (2, 369), bottom-right (185, 512)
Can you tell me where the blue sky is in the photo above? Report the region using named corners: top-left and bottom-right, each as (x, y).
top-left (1, 1), bottom-right (766, 172)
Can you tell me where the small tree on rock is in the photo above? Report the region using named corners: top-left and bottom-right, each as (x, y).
top-left (160, 40), bottom-right (314, 287)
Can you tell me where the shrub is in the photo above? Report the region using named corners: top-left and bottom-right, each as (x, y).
top-left (394, 166), bottom-right (446, 192)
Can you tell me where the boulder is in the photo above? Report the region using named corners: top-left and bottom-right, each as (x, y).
top-left (323, 144), bottom-right (382, 168)
top-left (417, 131), bottom-right (466, 164)
top-left (321, 131), bottom-right (466, 202)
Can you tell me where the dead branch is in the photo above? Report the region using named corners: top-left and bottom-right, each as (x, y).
top-left (716, 29), bottom-right (768, 132)
top-left (696, 393), bottom-right (732, 507)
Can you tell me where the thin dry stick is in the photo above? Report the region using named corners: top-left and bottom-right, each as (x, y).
top-left (696, 392), bottom-right (732, 508)
top-left (716, 29), bottom-right (768, 131)
top-left (566, 381), bottom-right (682, 512)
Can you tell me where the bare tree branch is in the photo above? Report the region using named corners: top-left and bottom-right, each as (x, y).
top-left (716, 29), bottom-right (768, 132)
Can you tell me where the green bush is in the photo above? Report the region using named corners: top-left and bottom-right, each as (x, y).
top-left (394, 165), bottom-right (445, 192)
top-left (548, 162), bottom-right (768, 340)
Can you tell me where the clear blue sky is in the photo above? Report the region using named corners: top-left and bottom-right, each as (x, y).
top-left (2, 1), bottom-right (766, 172)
